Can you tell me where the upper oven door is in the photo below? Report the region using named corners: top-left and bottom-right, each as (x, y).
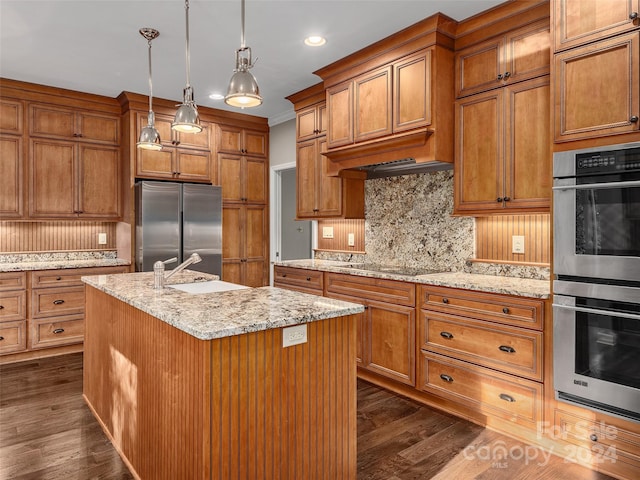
top-left (553, 171), bottom-right (640, 283)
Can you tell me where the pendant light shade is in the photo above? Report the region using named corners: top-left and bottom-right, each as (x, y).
top-left (172, 0), bottom-right (202, 133)
top-left (225, 0), bottom-right (262, 108)
top-left (137, 28), bottom-right (162, 151)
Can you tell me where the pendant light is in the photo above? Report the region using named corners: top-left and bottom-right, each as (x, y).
top-left (137, 28), bottom-right (162, 151)
top-left (224, 0), bottom-right (262, 108)
top-left (172, 0), bottom-right (202, 133)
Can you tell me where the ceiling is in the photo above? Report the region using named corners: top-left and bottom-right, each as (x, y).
top-left (0, 0), bottom-right (503, 126)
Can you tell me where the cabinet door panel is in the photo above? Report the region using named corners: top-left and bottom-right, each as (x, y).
top-left (178, 123), bottom-right (210, 150)
top-left (222, 262), bottom-right (242, 284)
top-left (0, 320), bottom-right (27, 354)
top-left (455, 38), bottom-right (503, 97)
top-left (137, 112), bottom-right (174, 147)
top-left (296, 140), bottom-right (317, 217)
top-left (29, 139), bottom-right (75, 217)
top-left (318, 139), bottom-right (342, 216)
top-left (0, 99), bottom-right (23, 134)
top-left (454, 90), bottom-right (502, 212)
top-left (245, 206), bottom-right (266, 259)
top-left (554, 33), bottom-right (640, 142)
top-left (78, 112), bottom-right (119, 145)
top-left (317, 103), bottom-right (327, 136)
top-left (244, 259), bottom-right (266, 287)
top-left (0, 135), bottom-right (23, 218)
top-left (366, 301), bottom-right (415, 386)
top-left (245, 158), bottom-right (266, 203)
top-left (354, 66), bottom-right (392, 142)
top-left (554, 0), bottom-right (640, 51)
top-left (78, 145), bottom-right (120, 217)
top-left (506, 78), bottom-right (551, 210)
top-left (296, 106), bottom-right (318, 141)
top-left (394, 50), bottom-right (431, 132)
top-left (244, 130), bottom-right (267, 157)
top-left (327, 83), bottom-right (353, 148)
top-left (222, 205), bottom-right (243, 259)
top-left (506, 19), bottom-right (550, 84)
top-left (219, 154), bottom-right (243, 202)
top-left (218, 125), bottom-right (243, 153)
top-left (29, 105), bottom-right (75, 138)
top-left (176, 151), bottom-right (211, 182)
top-left (136, 148), bottom-right (174, 179)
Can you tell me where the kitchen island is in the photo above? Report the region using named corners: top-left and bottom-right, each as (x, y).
top-left (81, 272), bottom-right (363, 480)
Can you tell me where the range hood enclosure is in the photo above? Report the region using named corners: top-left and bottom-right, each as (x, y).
top-left (315, 13), bottom-right (455, 178)
top-left (356, 157), bottom-right (452, 179)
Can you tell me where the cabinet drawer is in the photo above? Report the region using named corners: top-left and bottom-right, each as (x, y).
top-left (325, 273), bottom-right (415, 306)
top-left (274, 266), bottom-right (323, 292)
top-left (0, 272), bottom-right (27, 291)
top-left (31, 286), bottom-right (85, 318)
top-left (0, 320), bottom-right (27, 354)
top-left (31, 266), bottom-right (127, 288)
top-left (554, 409), bottom-right (640, 469)
top-left (0, 291), bottom-right (27, 321)
top-left (419, 351), bottom-right (543, 428)
top-left (420, 310), bottom-right (543, 381)
top-left (29, 315), bottom-right (84, 349)
top-left (419, 285), bottom-right (543, 330)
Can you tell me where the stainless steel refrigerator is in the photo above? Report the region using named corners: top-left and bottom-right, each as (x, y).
top-left (135, 181), bottom-right (222, 276)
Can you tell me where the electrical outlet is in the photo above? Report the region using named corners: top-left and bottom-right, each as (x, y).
top-left (282, 324), bottom-right (307, 348)
top-left (512, 235), bottom-right (525, 254)
top-left (322, 226), bottom-right (334, 239)
top-left (347, 233), bottom-right (355, 247)
top-left (98, 232), bottom-right (107, 245)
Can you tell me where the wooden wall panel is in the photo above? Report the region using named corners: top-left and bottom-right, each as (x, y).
top-left (84, 286), bottom-right (357, 479)
top-left (0, 221), bottom-right (117, 252)
top-left (475, 214), bottom-right (550, 265)
top-left (316, 219), bottom-right (365, 253)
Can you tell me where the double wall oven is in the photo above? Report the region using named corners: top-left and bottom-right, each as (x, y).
top-left (553, 142), bottom-right (640, 422)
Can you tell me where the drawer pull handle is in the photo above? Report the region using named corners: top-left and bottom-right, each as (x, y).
top-left (282, 274), bottom-right (287, 278)
top-left (502, 307), bottom-right (510, 314)
top-left (442, 298), bottom-right (449, 304)
top-left (440, 331), bottom-right (454, 340)
top-left (439, 374), bottom-right (454, 383)
top-left (0, 305), bottom-right (3, 310)
top-left (499, 345), bottom-right (516, 353)
top-left (306, 277), bottom-right (311, 281)
top-left (53, 328), bottom-right (65, 334)
top-left (590, 433), bottom-right (599, 442)
top-left (499, 393), bottom-right (515, 403)
top-left (0, 336), bottom-right (4, 341)
top-left (56, 276), bottom-right (62, 281)
top-left (53, 299), bottom-right (65, 305)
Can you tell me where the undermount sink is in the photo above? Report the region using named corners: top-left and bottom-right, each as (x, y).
top-left (168, 280), bottom-right (250, 294)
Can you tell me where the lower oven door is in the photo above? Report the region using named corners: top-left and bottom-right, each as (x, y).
top-left (553, 292), bottom-right (640, 422)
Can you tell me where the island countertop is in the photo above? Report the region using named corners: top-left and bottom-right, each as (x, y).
top-left (82, 271), bottom-right (364, 340)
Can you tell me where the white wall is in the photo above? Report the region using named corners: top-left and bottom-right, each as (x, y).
top-left (269, 119), bottom-right (296, 167)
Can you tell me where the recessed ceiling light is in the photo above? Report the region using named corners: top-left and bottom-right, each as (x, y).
top-left (209, 93), bottom-right (224, 100)
top-left (304, 35), bottom-right (326, 47)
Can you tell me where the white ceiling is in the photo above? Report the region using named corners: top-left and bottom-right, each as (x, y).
top-left (0, 0), bottom-right (503, 126)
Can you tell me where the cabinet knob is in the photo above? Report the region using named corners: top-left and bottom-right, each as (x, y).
top-left (590, 433), bottom-right (599, 442)
top-left (497, 197), bottom-right (503, 203)
top-left (503, 71), bottom-right (511, 79)
top-left (56, 276), bottom-right (62, 281)
top-left (306, 277), bottom-right (311, 281)
top-left (502, 307), bottom-right (510, 314)
top-left (0, 336), bottom-right (4, 341)
top-left (439, 374), bottom-right (454, 383)
top-left (53, 328), bottom-right (65, 334)
top-left (499, 345), bottom-right (516, 353)
top-left (630, 115), bottom-right (639, 123)
top-left (499, 393), bottom-right (515, 403)
top-left (53, 299), bottom-right (65, 305)
top-left (630, 12), bottom-right (638, 19)
top-left (497, 74), bottom-right (503, 80)
top-left (503, 196), bottom-right (511, 202)
top-left (440, 331), bottom-right (454, 340)
top-left (0, 305), bottom-right (4, 310)
top-left (442, 297), bottom-right (449, 304)
top-left (364, 305), bottom-right (369, 310)
top-left (282, 274), bottom-right (287, 278)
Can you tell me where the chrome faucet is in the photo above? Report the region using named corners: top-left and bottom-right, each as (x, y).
top-left (153, 253), bottom-right (202, 289)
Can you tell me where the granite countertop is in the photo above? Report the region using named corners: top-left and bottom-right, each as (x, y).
top-left (82, 271), bottom-right (364, 341)
top-left (0, 251), bottom-right (130, 273)
top-left (276, 259), bottom-right (550, 299)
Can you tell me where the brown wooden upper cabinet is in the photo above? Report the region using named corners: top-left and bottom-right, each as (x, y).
top-left (217, 153), bottom-right (266, 204)
top-left (296, 102), bottom-right (327, 142)
top-left (553, 32), bottom-right (640, 142)
top-left (134, 112), bottom-right (213, 183)
top-left (455, 19), bottom-right (550, 98)
top-left (0, 98), bottom-right (24, 135)
top-left (217, 124), bottom-right (267, 157)
top-left (326, 48), bottom-right (434, 149)
top-left (29, 138), bottom-right (120, 219)
top-left (454, 76), bottom-right (551, 214)
top-left (29, 104), bottom-right (119, 145)
top-left (0, 135), bottom-right (24, 219)
top-left (553, 0), bottom-right (640, 52)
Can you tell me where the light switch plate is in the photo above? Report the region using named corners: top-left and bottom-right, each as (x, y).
top-left (347, 233), bottom-right (355, 246)
top-left (98, 233), bottom-right (107, 245)
top-left (282, 324), bottom-right (307, 348)
top-left (322, 226), bottom-right (334, 239)
top-left (512, 235), bottom-right (525, 254)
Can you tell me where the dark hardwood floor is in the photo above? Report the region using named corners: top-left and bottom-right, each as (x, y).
top-left (1, 353), bottom-right (616, 479)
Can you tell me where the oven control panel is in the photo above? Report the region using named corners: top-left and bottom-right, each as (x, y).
top-left (576, 147), bottom-right (640, 175)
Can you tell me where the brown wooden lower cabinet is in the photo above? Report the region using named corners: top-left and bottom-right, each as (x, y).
top-left (0, 320), bottom-right (27, 354)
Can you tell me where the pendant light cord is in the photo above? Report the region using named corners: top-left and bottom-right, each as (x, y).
top-left (147, 38), bottom-right (153, 113)
top-left (240, 0), bottom-right (246, 49)
top-left (185, 0), bottom-right (191, 89)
